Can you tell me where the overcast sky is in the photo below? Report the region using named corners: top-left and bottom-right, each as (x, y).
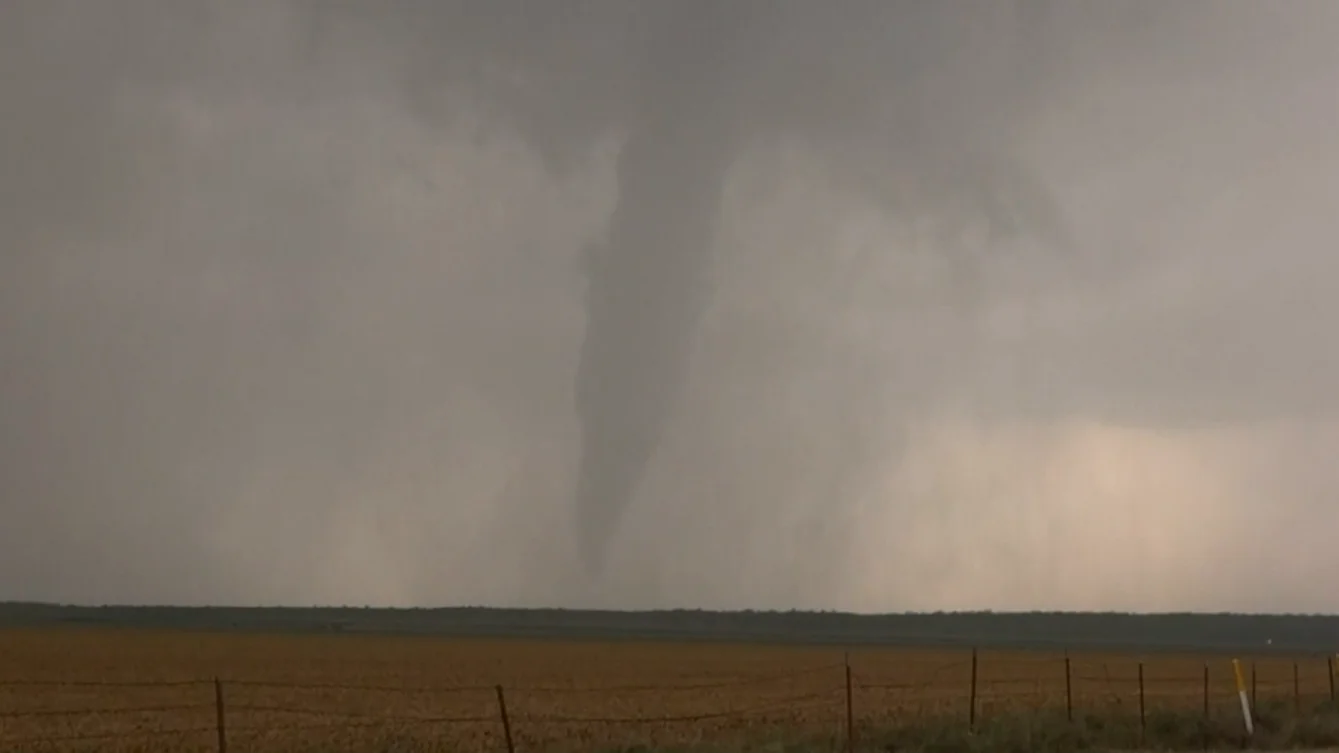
top-left (3, 1), bottom-right (1338, 613)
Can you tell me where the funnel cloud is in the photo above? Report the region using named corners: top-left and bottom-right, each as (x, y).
top-left (2, 1), bottom-right (1339, 612)
top-left (571, 2), bottom-right (741, 573)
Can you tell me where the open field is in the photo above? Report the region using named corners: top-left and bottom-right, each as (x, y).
top-left (4, 605), bottom-right (1338, 653)
top-left (0, 629), bottom-right (1335, 752)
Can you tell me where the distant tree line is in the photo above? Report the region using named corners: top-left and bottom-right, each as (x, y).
top-left (2, 603), bottom-right (1335, 653)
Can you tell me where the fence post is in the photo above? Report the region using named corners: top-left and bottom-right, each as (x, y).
top-left (1202, 664), bottom-right (1210, 753)
top-left (845, 654), bottom-right (855, 753)
top-left (1138, 663), bottom-right (1146, 747)
top-left (1293, 661), bottom-right (1300, 713)
top-left (495, 685), bottom-right (515, 753)
top-left (213, 677), bottom-right (227, 753)
top-left (1329, 655), bottom-right (1336, 702)
top-left (968, 648), bottom-right (978, 730)
top-left (1232, 659), bottom-right (1253, 739)
top-left (1064, 654), bottom-right (1073, 722)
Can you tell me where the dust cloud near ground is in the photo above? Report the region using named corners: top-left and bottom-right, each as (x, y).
top-left (2, 1), bottom-right (1338, 612)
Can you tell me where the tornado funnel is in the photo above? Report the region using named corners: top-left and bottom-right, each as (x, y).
top-left (571, 3), bottom-right (740, 574)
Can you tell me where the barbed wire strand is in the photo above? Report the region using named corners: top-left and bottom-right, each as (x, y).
top-left (0, 726), bottom-right (214, 745)
top-left (524, 691), bottom-right (839, 725)
top-left (230, 702), bottom-right (493, 725)
top-left (856, 677), bottom-right (946, 692)
top-left (517, 661), bottom-right (844, 694)
top-left (227, 718), bottom-right (498, 736)
top-left (972, 654), bottom-right (1068, 666)
top-left (213, 696), bottom-right (842, 734)
top-left (223, 661), bottom-right (844, 696)
top-left (979, 678), bottom-right (1058, 688)
top-left (1075, 675), bottom-right (1205, 683)
top-left (0, 703), bottom-right (212, 719)
top-left (851, 660), bottom-right (967, 690)
top-left (226, 678), bottom-right (494, 694)
top-left (227, 694), bottom-right (840, 727)
top-left (0, 678), bottom-right (209, 689)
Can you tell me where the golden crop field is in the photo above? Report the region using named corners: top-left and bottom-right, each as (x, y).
top-left (0, 629), bottom-right (1333, 752)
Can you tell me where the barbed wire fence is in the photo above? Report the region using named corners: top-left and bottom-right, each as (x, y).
top-left (0, 651), bottom-right (1334, 751)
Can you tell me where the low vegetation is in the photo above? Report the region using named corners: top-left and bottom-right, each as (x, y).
top-left (0, 629), bottom-right (1333, 752)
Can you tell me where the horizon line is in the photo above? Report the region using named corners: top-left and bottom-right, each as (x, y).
top-left (4, 602), bottom-right (1335, 618)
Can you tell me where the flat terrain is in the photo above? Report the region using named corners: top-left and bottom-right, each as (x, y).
top-left (1, 629), bottom-right (1333, 752)
top-left (4, 604), bottom-right (1339, 653)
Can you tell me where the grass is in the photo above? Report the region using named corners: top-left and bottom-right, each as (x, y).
top-left (863, 701), bottom-right (1339, 753)
top-left (0, 629), bottom-right (1333, 752)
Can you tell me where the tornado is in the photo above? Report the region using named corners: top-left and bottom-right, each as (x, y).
top-left (572, 3), bottom-right (744, 574)
top-left (569, 1), bottom-right (1073, 575)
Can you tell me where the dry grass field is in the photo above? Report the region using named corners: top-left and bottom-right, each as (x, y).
top-left (0, 629), bottom-right (1334, 752)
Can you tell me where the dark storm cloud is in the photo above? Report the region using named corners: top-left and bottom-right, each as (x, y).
top-left (2, 1), bottom-right (1337, 611)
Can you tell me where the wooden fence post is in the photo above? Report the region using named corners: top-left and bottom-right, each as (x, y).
top-left (1138, 663), bottom-right (1146, 747)
top-left (1202, 664), bottom-right (1210, 753)
top-left (495, 685), bottom-right (515, 753)
top-left (845, 654), bottom-right (855, 753)
top-left (213, 677), bottom-right (227, 753)
top-left (1329, 655), bottom-right (1336, 703)
top-left (968, 648), bottom-right (978, 730)
top-left (1064, 654), bottom-right (1073, 722)
top-left (1293, 662), bottom-right (1300, 713)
